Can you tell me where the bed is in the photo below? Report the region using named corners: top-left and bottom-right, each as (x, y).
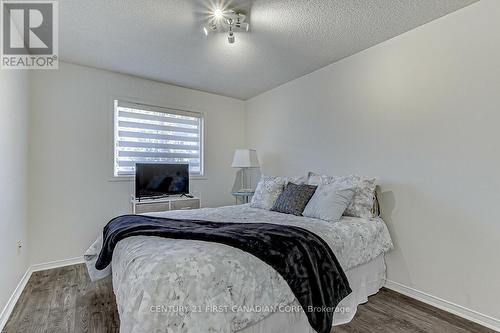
top-left (85, 204), bottom-right (393, 333)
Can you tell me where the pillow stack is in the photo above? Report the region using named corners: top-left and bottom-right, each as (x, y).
top-left (250, 172), bottom-right (377, 222)
top-left (307, 172), bottom-right (377, 219)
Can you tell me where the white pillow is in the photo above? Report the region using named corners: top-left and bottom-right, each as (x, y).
top-left (308, 172), bottom-right (376, 218)
top-left (303, 183), bottom-right (356, 222)
top-left (283, 176), bottom-right (307, 185)
top-left (342, 175), bottom-right (377, 218)
top-left (250, 176), bottom-right (286, 210)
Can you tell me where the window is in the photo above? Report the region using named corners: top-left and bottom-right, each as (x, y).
top-left (113, 100), bottom-right (203, 177)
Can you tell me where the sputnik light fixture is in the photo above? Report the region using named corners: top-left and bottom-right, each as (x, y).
top-left (203, 7), bottom-right (249, 44)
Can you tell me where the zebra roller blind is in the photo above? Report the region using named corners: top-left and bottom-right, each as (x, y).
top-left (114, 100), bottom-right (203, 176)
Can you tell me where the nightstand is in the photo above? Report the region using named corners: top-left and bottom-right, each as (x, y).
top-left (232, 191), bottom-right (255, 204)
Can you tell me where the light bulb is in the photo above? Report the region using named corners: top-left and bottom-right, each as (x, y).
top-left (214, 8), bottom-right (223, 19)
top-left (203, 26), bottom-right (208, 36)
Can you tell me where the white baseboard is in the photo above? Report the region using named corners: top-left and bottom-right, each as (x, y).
top-left (385, 279), bottom-right (500, 332)
top-left (0, 268), bottom-right (32, 330)
top-left (30, 256), bottom-right (84, 272)
top-left (0, 256), bottom-right (84, 331)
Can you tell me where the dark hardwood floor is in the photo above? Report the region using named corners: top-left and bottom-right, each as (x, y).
top-left (3, 265), bottom-right (119, 333)
top-left (2, 264), bottom-right (495, 333)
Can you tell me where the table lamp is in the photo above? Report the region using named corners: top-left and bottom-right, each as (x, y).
top-left (231, 149), bottom-right (260, 192)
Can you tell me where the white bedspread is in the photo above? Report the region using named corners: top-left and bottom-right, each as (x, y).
top-left (85, 204), bottom-right (393, 333)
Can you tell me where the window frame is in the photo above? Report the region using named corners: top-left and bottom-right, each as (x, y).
top-left (111, 98), bottom-right (205, 179)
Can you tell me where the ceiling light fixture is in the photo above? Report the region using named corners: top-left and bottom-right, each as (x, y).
top-left (203, 9), bottom-right (249, 44)
top-left (213, 8), bottom-right (224, 19)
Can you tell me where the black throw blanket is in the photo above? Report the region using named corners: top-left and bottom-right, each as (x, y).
top-left (96, 215), bottom-right (351, 333)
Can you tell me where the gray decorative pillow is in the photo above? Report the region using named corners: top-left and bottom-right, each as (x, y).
top-left (303, 183), bottom-right (356, 222)
top-left (250, 176), bottom-right (286, 210)
top-left (308, 172), bottom-right (377, 219)
top-left (271, 183), bottom-right (317, 216)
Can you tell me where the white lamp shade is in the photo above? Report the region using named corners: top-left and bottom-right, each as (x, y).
top-left (231, 149), bottom-right (260, 168)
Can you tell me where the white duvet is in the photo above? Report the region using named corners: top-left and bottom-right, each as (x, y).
top-left (85, 204), bottom-right (393, 333)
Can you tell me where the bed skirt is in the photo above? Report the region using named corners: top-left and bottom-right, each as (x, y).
top-left (237, 254), bottom-right (386, 333)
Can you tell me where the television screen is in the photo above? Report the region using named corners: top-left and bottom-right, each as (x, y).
top-left (135, 163), bottom-right (189, 199)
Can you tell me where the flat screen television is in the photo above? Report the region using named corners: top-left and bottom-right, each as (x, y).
top-left (135, 163), bottom-right (189, 199)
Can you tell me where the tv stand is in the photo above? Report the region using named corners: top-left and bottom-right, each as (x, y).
top-left (131, 195), bottom-right (200, 214)
top-left (137, 194), bottom-right (170, 202)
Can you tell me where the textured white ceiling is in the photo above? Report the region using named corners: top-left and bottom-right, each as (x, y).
top-left (59, 0), bottom-right (477, 100)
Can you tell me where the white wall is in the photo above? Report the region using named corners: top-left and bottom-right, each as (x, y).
top-left (246, 0), bottom-right (500, 322)
top-left (0, 71), bottom-right (29, 314)
top-left (28, 62), bottom-right (245, 265)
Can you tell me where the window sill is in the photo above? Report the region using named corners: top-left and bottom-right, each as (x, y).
top-left (190, 176), bottom-right (208, 181)
top-left (108, 176), bottom-right (208, 182)
top-left (108, 176), bottom-right (134, 182)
